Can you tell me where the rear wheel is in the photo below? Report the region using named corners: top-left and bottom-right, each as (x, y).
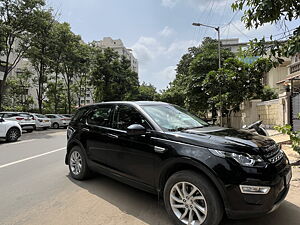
top-left (6, 128), bottom-right (21, 142)
top-left (53, 123), bottom-right (59, 129)
top-left (164, 170), bottom-right (223, 225)
top-left (68, 146), bottom-right (92, 180)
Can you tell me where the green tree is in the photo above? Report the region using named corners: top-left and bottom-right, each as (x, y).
top-left (232, 0), bottom-right (300, 63)
top-left (90, 48), bottom-right (139, 102)
top-left (73, 43), bottom-right (92, 107)
top-left (0, 0), bottom-right (46, 109)
top-left (203, 58), bottom-right (273, 126)
top-left (3, 68), bottom-right (34, 111)
top-left (186, 38), bottom-right (235, 115)
top-left (257, 86), bottom-right (279, 101)
top-left (136, 82), bottom-right (158, 101)
top-left (48, 22), bottom-right (73, 113)
top-left (60, 32), bottom-right (82, 113)
top-left (25, 9), bottom-right (55, 113)
top-left (45, 80), bottom-right (67, 113)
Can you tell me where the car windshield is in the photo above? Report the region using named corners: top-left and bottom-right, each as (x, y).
top-left (36, 114), bottom-right (46, 118)
top-left (141, 104), bottom-right (209, 131)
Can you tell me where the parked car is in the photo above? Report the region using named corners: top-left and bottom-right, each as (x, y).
top-left (45, 114), bottom-right (68, 129)
top-left (58, 115), bottom-right (71, 126)
top-left (0, 117), bottom-right (22, 142)
top-left (65, 101), bottom-right (291, 225)
top-left (0, 112), bottom-right (35, 133)
top-left (62, 114), bottom-right (73, 119)
top-left (30, 113), bottom-right (51, 130)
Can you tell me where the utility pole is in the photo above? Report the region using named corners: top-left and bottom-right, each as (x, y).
top-left (192, 22), bottom-right (223, 125)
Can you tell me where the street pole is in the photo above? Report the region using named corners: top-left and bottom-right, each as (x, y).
top-left (192, 22), bottom-right (222, 125)
top-left (217, 26), bottom-right (221, 69)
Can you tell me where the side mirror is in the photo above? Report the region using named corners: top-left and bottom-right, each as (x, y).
top-left (126, 124), bottom-right (146, 136)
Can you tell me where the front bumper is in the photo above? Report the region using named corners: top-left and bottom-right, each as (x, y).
top-left (224, 163), bottom-right (291, 219)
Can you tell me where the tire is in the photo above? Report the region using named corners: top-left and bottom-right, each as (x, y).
top-left (53, 123), bottom-right (59, 129)
top-left (68, 146), bottom-right (92, 180)
top-left (6, 127), bottom-right (21, 142)
top-left (164, 170), bottom-right (223, 225)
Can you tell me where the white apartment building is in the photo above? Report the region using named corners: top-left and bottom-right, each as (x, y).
top-left (92, 37), bottom-right (138, 73)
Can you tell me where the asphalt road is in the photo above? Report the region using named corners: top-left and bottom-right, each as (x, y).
top-left (0, 130), bottom-right (299, 225)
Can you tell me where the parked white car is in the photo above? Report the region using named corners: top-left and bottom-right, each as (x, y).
top-left (30, 113), bottom-right (51, 130)
top-left (0, 117), bottom-right (22, 142)
top-left (0, 112), bottom-right (35, 133)
top-left (45, 114), bottom-right (68, 129)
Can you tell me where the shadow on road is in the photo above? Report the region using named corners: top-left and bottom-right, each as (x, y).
top-left (67, 174), bottom-right (300, 225)
top-left (0, 129), bottom-right (66, 144)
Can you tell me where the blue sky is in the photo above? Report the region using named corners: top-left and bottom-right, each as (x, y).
top-left (47, 0), bottom-right (299, 91)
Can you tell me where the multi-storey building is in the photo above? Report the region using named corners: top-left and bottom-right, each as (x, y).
top-left (92, 37), bottom-right (138, 73)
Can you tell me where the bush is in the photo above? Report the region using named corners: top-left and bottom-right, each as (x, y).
top-left (274, 113), bottom-right (300, 154)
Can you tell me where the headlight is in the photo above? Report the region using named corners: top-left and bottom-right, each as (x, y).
top-left (209, 149), bottom-right (263, 167)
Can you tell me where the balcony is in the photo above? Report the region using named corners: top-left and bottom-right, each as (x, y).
top-left (290, 61), bottom-right (300, 74)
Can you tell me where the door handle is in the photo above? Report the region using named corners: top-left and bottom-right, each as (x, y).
top-left (154, 146), bottom-right (166, 153)
top-left (82, 127), bottom-right (90, 132)
top-left (107, 133), bottom-right (119, 139)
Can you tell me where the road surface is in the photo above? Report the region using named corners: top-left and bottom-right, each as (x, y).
top-left (0, 129), bottom-right (299, 225)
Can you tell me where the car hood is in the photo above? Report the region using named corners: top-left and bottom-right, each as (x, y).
top-left (165, 126), bottom-right (275, 155)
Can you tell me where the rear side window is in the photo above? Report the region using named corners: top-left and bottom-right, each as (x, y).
top-left (86, 105), bottom-right (113, 127)
top-left (3, 113), bottom-right (19, 118)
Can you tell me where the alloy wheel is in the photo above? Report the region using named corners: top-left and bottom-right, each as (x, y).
top-left (9, 129), bottom-right (19, 141)
top-left (70, 151), bottom-right (82, 175)
top-left (170, 182), bottom-right (207, 225)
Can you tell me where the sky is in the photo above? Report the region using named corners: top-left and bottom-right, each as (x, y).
top-left (47, 0), bottom-right (299, 91)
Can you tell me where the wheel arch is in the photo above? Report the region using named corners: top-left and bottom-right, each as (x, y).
top-left (65, 139), bottom-right (87, 165)
top-left (6, 126), bottom-right (22, 135)
top-left (157, 157), bottom-right (229, 210)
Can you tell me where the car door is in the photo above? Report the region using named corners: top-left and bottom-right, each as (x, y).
top-left (82, 104), bottom-right (115, 166)
top-left (104, 104), bottom-right (158, 186)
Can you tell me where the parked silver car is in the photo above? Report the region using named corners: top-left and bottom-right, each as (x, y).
top-left (30, 113), bottom-right (51, 130)
top-left (45, 114), bottom-right (68, 129)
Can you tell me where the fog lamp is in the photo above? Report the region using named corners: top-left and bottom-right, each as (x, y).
top-left (239, 185), bottom-right (270, 194)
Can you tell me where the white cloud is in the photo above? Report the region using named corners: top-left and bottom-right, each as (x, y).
top-left (161, 0), bottom-right (179, 8)
top-left (130, 35), bottom-right (199, 89)
top-left (161, 0), bottom-right (229, 11)
top-left (159, 26), bottom-right (175, 37)
top-left (130, 37), bottom-right (165, 65)
top-left (158, 66), bottom-right (177, 81)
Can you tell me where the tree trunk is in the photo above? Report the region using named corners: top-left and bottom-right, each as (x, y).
top-left (54, 70), bottom-right (59, 113)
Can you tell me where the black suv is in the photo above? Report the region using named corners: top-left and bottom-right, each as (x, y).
top-left (66, 101), bottom-right (291, 225)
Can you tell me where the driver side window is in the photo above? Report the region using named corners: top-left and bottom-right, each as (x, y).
top-left (113, 105), bottom-right (151, 130)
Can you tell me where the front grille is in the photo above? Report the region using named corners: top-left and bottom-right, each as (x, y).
top-left (261, 144), bottom-right (284, 164)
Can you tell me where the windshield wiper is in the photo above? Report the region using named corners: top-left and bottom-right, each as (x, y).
top-left (168, 126), bottom-right (205, 132)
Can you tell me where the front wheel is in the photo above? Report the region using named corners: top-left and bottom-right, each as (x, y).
top-left (6, 128), bottom-right (21, 142)
top-left (164, 170), bottom-right (223, 225)
top-left (68, 146), bottom-right (92, 180)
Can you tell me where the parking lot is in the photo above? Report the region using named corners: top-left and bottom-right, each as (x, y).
top-left (0, 130), bottom-right (300, 225)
